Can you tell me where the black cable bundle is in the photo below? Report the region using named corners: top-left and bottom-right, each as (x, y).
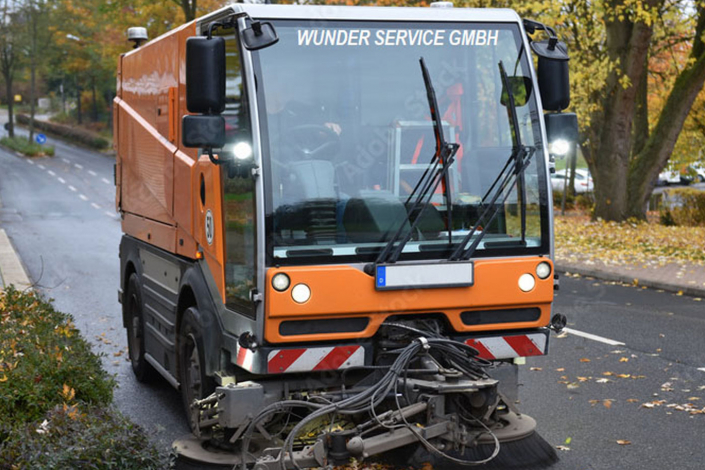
top-left (238, 334), bottom-right (501, 470)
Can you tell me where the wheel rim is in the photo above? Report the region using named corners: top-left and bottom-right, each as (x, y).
top-left (128, 293), bottom-right (142, 362)
top-left (185, 333), bottom-right (203, 404)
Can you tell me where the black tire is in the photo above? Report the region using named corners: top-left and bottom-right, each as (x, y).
top-left (126, 273), bottom-right (157, 382)
top-left (179, 307), bottom-right (216, 432)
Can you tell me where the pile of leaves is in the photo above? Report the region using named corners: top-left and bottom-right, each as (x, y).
top-left (0, 287), bottom-right (161, 468)
top-left (0, 136), bottom-right (55, 157)
top-left (554, 214), bottom-right (705, 266)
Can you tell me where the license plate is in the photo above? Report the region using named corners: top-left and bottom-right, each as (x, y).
top-left (375, 261), bottom-right (474, 290)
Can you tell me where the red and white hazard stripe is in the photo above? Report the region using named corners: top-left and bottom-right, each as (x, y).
top-left (268, 345), bottom-right (364, 374)
top-left (465, 333), bottom-right (547, 360)
top-left (235, 344), bottom-right (254, 372)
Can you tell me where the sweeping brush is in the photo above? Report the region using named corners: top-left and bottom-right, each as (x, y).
top-left (391, 430), bottom-right (558, 470)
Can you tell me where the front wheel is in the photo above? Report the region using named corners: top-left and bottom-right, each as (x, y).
top-left (178, 307), bottom-right (216, 432)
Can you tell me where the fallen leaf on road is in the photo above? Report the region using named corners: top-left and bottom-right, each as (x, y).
top-left (530, 367), bottom-right (542, 371)
top-left (577, 376), bottom-right (589, 382)
top-left (616, 440), bottom-right (631, 445)
top-left (603, 400), bottom-right (613, 409)
top-left (627, 399), bottom-right (639, 403)
top-left (596, 378), bottom-right (611, 383)
top-left (589, 399), bottom-right (600, 406)
top-left (580, 358), bottom-right (591, 363)
top-left (603, 371), bottom-right (614, 376)
top-left (556, 368), bottom-right (565, 372)
top-left (567, 383), bottom-right (580, 390)
top-left (555, 445), bottom-right (570, 451)
top-left (619, 357), bottom-right (629, 362)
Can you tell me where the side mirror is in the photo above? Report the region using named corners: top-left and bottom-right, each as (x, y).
top-left (544, 112), bottom-right (578, 157)
top-left (186, 36), bottom-right (225, 114)
top-left (242, 21), bottom-right (279, 51)
top-left (500, 76), bottom-right (533, 107)
top-left (182, 115), bottom-right (225, 149)
top-left (531, 39), bottom-right (570, 111)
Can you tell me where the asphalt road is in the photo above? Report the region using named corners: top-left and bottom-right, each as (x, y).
top-left (1, 135), bottom-right (704, 468)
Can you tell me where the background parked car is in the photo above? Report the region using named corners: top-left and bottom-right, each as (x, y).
top-left (691, 162), bottom-right (705, 183)
top-left (551, 168), bottom-right (594, 194)
top-left (657, 165), bottom-right (697, 186)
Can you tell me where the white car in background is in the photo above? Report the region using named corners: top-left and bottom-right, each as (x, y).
top-left (658, 166), bottom-right (698, 185)
top-left (692, 163), bottom-right (705, 183)
top-left (550, 168), bottom-right (594, 194)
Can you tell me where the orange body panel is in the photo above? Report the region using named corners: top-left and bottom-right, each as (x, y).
top-left (194, 156), bottom-right (226, 302)
top-left (116, 23), bottom-right (220, 268)
top-left (265, 257), bottom-right (553, 343)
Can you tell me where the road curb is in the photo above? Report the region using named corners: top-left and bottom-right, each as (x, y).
top-left (555, 262), bottom-right (705, 298)
top-left (0, 228), bottom-right (32, 291)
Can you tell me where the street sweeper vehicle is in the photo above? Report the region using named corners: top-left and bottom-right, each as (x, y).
top-left (114, 2), bottom-right (577, 468)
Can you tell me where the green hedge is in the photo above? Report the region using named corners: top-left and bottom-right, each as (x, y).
top-left (0, 136), bottom-right (55, 157)
top-left (659, 187), bottom-right (705, 226)
top-left (16, 114), bottom-right (110, 150)
top-left (0, 287), bottom-right (162, 468)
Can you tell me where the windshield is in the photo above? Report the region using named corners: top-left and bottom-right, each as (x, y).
top-left (254, 20), bottom-right (549, 265)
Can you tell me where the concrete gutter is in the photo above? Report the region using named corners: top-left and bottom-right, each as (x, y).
top-left (0, 228), bottom-right (32, 291)
top-left (555, 260), bottom-right (705, 298)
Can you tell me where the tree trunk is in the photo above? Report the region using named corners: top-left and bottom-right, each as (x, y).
top-left (91, 76), bottom-right (98, 122)
top-left (76, 78), bottom-right (82, 125)
top-left (631, 54), bottom-right (649, 156)
top-left (626, 54), bottom-right (705, 218)
top-left (590, 1), bottom-right (658, 221)
top-left (624, 5), bottom-right (705, 219)
top-left (5, 76), bottom-right (13, 138)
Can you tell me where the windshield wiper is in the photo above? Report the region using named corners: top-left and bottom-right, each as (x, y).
top-left (449, 61), bottom-right (534, 261)
top-left (375, 57), bottom-right (460, 265)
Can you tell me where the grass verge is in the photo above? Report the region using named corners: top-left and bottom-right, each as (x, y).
top-left (0, 287), bottom-right (163, 468)
top-left (0, 136), bottom-right (55, 157)
top-left (555, 212), bottom-right (705, 267)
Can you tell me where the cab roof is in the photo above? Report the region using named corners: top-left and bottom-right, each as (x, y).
top-left (199, 3), bottom-right (522, 25)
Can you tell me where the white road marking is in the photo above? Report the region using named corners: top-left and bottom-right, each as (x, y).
top-left (68, 185), bottom-right (77, 192)
top-left (91, 203), bottom-right (101, 209)
top-left (79, 194), bottom-right (88, 201)
top-left (48, 170), bottom-right (56, 176)
top-left (37, 164), bottom-right (45, 170)
top-left (74, 163), bottom-right (83, 170)
top-left (62, 158), bottom-right (70, 164)
top-left (88, 170), bottom-right (97, 176)
top-left (57, 177), bottom-right (66, 184)
top-left (563, 327), bottom-right (625, 346)
top-left (699, 368), bottom-right (705, 373)
top-left (27, 159), bottom-right (35, 165)
top-left (101, 177), bottom-right (110, 185)
top-left (105, 211), bottom-right (116, 218)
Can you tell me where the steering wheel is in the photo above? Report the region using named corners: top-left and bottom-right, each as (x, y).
top-left (283, 124), bottom-right (341, 159)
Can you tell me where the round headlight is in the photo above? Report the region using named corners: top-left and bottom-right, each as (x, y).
top-left (518, 273), bottom-right (536, 292)
top-left (536, 262), bottom-right (552, 280)
top-left (272, 273), bottom-right (290, 292)
top-left (291, 284), bottom-right (311, 303)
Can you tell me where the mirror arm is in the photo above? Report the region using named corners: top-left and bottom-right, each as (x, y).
top-left (207, 148), bottom-right (227, 166)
